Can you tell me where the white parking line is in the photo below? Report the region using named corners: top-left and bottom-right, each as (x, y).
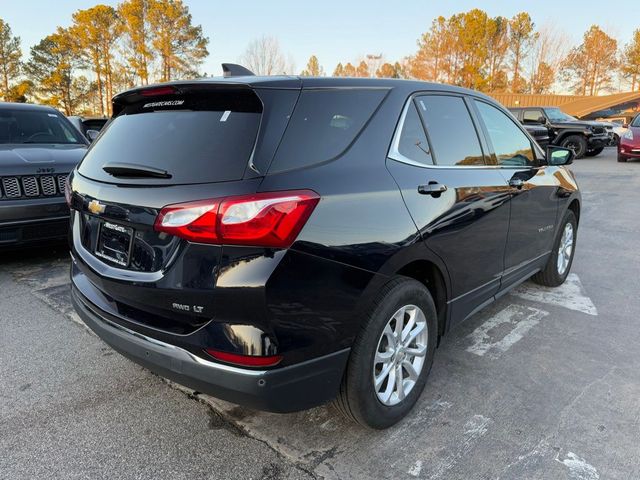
top-left (466, 305), bottom-right (549, 358)
top-left (556, 451), bottom-right (600, 480)
top-left (511, 273), bottom-right (598, 316)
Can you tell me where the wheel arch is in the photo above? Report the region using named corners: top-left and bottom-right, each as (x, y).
top-left (554, 130), bottom-right (587, 145)
top-left (567, 197), bottom-right (581, 225)
top-left (395, 259), bottom-right (449, 340)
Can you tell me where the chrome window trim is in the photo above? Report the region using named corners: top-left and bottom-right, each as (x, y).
top-left (387, 94), bottom-right (545, 170)
top-left (387, 99), bottom-right (433, 167)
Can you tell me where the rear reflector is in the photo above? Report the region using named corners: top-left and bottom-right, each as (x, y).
top-left (154, 190), bottom-right (319, 248)
top-left (204, 349), bottom-right (283, 367)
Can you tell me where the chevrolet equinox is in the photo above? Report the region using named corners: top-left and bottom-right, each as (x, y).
top-left (69, 65), bottom-right (580, 429)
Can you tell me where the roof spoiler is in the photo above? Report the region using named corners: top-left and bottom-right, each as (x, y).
top-left (222, 63), bottom-right (255, 77)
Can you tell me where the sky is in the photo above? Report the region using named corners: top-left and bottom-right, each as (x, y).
top-left (2, 0), bottom-right (640, 77)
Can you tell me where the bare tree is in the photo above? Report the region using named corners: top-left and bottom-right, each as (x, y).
top-left (528, 23), bottom-right (570, 93)
top-left (240, 36), bottom-right (293, 75)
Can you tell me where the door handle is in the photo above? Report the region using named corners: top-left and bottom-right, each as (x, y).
top-left (509, 178), bottom-right (524, 189)
top-left (418, 182), bottom-right (447, 197)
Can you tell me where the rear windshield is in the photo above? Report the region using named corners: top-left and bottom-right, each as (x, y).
top-left (0, 109), bottom-right (85, 145)
top-left (268, 89), bottom-right (387, 173)
top-left (78, 91), bottom-right (262, 185)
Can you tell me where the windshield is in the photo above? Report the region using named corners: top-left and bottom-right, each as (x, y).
top-left (631, 115), bottom-right (640, 127)
top-left (545, 108), bottom-right (577, 122)
top-left (0, 109), bottom-right (85, 145)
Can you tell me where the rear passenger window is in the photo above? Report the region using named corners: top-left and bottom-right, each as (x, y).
top-left (475, 101), bottom-right (536, 167)
top-left (415, 95), bottom-right (485, 166)
top-left (269, 89), bottom-right (387, 172)
top-left (395, 102), bottom-right (432, 165)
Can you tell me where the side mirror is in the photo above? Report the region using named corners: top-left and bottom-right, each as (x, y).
top-left (85, 129), bottom-right (100, 142)
top-left (537, 116), bottom-right (547, 124)
top-left (546, 146), bottom-right (574, 166)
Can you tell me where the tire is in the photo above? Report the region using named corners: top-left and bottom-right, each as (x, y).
top-left (333, 277), bottom-right (437, 429)
top-left (532, 210), bottom-right (577, 287)
top-left (618, 154), bottom-right (628, 163)
top-left (560, 135), bottom-right (588, 159)
top-left (585, 146), bottom-right (604, 157)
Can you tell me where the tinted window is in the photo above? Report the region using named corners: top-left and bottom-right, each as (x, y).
top-left (523, 109), bottom-right (544, 123)
top-left (631, 115), bottom-right (640, 127)
top-left (0, 109), bottom-right (85, 145)
top-left (395, 102), bottom-right (432, 165)
top-left (78, 92), bottom-right (261, 185)
top-left (416, 95), bottom-right (485, 166)
top-left (269, 89), bottom-right (387, 172)
top-left (475, 101), bottom-right (535, 167)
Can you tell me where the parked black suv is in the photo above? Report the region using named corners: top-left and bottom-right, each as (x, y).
top-left (522, 123), bottom-right (550, 149)
top-left (69, 69), bottom-right (580, 428)
top-left (510, 106), bottom-right (609, 158)
top-left (1, 103), bottom-right (88, 248)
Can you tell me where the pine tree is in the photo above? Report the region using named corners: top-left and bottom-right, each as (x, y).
top-left (0, 18), bottom-right (22, 100)
top-left (24, 28), bottom-right (87, 115)
top-left (300, 55), bottom-right (324, 76)
top-left (69, 5), bottom-right (122, 115)
top-left (119, 0), bottom-right (154, 85)
top-left (355, 60), bottom-right (369, 77)
top-left (562, 25), bottom-right (618, 95)
top-left (148, 0), bottom-right (208, 81)
top-left (508, 12), bottom-right (537, 93)
top-left (622, 29), bottom-right (640, 91)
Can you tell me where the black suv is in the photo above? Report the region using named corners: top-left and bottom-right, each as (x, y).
top-left (510, 106), bottom-right (610, 158)
top-left (1, 103), bottom-right (88, 248)
top-left (69, 69), bottom-right (580, 428)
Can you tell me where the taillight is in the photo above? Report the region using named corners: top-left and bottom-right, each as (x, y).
top-left (154, 190), bottom-right (320, 248)
top-left (64, 175), bottom-right (72, 207)
top-left (204, 348), bottom-right (283, 367)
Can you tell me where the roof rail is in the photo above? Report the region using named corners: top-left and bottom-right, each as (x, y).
top-left (222, 63), bottom-right (255, 77)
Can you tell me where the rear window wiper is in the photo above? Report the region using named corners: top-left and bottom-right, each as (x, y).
top-left (103, 162), bottom-right (172, 179)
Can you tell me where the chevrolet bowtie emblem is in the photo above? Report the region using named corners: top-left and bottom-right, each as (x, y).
top-left (88, 199), bottom-right (106, 215)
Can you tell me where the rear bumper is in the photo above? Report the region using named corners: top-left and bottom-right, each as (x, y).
top-left (71, 285), bottom-right (350, 413)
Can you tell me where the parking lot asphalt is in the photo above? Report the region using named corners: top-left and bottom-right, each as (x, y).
top-left (1, 147), bottom-right (639, 480)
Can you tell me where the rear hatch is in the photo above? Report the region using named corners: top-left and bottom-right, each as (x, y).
top-left (71, 81), bottom-right (300, 333)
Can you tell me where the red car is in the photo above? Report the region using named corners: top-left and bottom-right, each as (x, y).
top-left (618, 114), bottom-right (640, 162)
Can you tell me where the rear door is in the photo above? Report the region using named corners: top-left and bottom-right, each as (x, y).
top-left (471, 99), bottom-right (560, 290)
top-left (386, 93), bottom-right (511, 325)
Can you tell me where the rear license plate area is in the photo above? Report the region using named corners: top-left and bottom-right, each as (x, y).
top-left (95, 221), bottom-right (133, 267)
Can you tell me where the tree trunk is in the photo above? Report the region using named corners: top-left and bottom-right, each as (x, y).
top-left (1, 68), bottom-right (8, 99)
top-left (96, 68), bottom-right (104, 116)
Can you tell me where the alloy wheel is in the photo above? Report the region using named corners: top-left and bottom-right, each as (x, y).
top-left (557, 222), bottom-right (574, 275)
top-left (373, 304), bottom-right (429, 406)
